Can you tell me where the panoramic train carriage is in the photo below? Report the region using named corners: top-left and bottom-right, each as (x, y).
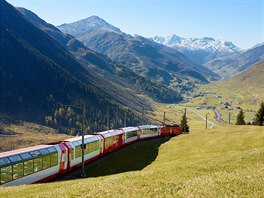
top-left (63, 135), bottom-right (103, 170)
top-left (96, 129), bottom-right (124, 154)
top-left (160, 124), bottom-right (183, 136)
top-left (0, 144), bottom-right (63, 187)
top-left (121, 126), bottom-right (141, 145)
top-left (138, 125), bottom-right (161, 140)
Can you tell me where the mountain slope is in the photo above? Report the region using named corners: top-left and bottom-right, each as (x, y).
top-left (200, 60), bottom-right (264, 111)
top-left (151, 34), bottom-right (242, 65)
top-left (58, 16), bottom-right (219, 90)
top-left (227, 60), bottom-right (264, 93)
top-left (17, 7), bottom-right (182, 104)
top-left (205, 43), bottom-right (264, 79)
top-left (0, 0), bottom-right (141, 132)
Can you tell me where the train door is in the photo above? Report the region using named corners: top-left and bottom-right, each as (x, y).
top-left (57, 144), bottom-right (68, 174)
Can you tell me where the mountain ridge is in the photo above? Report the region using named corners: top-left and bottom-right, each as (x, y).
top-left (17, 7), bottom-right (183, 104)
top-left (0, 0), bottom-right (142, 132)
top-left (151, 34), bottom-right (242, 65)
top-left (58, 15), bottom-right (220, 90)
top-left (204, 43), bottom-right (264, 79)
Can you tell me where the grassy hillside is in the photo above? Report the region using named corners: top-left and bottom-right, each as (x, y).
top-left (227, 60), bottom-right (264, 94)
top-left (204, 60), bottom-right (264, 106)
top-left (187, 60), bottom-right (264, 124)
top-left (0, 107), bottom-right (263, 197)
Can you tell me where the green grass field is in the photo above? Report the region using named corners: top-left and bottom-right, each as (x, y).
top-left (0, 107), bottom-right (263, 197)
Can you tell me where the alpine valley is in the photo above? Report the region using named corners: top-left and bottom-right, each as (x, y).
top-left (0, 0), bottom-right (263, 144)
top-left (0, 0), bottom-right (264, 196)
top-left (58, 16), bottom-right (220, 90)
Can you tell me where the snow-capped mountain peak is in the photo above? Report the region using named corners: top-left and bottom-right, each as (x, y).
top-left (58, 15), bottom-right (121, 37)
top-left (166, 34), bottom-right (182, 45)
top-left (151, 34), bottom-right (242, 64)
top-left (151, 34), bottom-right (242, 53)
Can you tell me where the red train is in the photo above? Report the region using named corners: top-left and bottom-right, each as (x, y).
top-left (0, 124), bottom-right (183, 186)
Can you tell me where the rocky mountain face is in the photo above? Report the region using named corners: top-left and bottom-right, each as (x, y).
top-left (151, 34), bottom-right (242, 65)
top-left (58, 16), bottom-right (220, 91)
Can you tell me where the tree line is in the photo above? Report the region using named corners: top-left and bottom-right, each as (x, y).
top-left (236, 102), bottom-right (264, 126)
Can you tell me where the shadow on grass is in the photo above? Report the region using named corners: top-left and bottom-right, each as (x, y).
top-left (58, 137), bottom-right (170, 181)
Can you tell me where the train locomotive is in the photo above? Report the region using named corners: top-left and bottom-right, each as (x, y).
top-left (0, 124), bottom-right (183, 186)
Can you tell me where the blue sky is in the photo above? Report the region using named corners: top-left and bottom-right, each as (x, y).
top-left (6, 0), bottom-right (264, 49)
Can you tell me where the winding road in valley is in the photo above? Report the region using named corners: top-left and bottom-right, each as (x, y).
top-left (213, 108), bottom-right (228, 124)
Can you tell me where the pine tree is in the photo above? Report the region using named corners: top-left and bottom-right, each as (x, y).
top-left (180, 114), bottom-right (189, 132)
top-left (255, 102), bottom-right (264, 126)
top-left (236, 109), bottom-right (246, 125)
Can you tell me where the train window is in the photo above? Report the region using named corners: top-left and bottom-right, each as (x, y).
top-left (43, 155), bottom-right (51, 169)
top-left (20, 152), bottom-right (32, 160)
top-left (127, 130), bottom-right (137, 139)
top-left (108, 138), bottom-right (112, 146)
top-left (0, 158), bottom-right (11, 167)
top-left (92, 142), bottom-right (95, 151)
top-left (12, 162), bottom-right (23, 180)
top-left (88, 143), bottom-right (92, 153)
top-left (71, 148), bottom-right (75, 160)
top-left (9, 155), bottom-right (22, 163)
top-left (96, 141), bottom-right (99, 151)
top-left (94, 141), bottom-right (99, 151)
top-left (113, 135), bottom-right (119, 145)
top-left (39, 149), bottom-right (50, 155)
top-left (92, 142), bottom-right (95, 152)
top-left (142, 128), bottom-right (157, 134)
top-left (89, 142), bottom-right (92, 152)
top-left (51, 153), bottom-right (58, 166)
top-left (33, 157), bottom-right (43, 172)
top-left (105, 138), bottom-right (110, 148)
top-left (47, 147), bottom-right (57, 153)
top-left (24, 160), bottom-right (33, 176)
top-left (75, 146), bottom-right (81, 158)
top-left (30, 150), bottom-right (41, 158)
top-left (84, 144), bottom-right (89, 154)
top-left (0, 165), bottom-right (12, 184)
top-left (93, 141), bottom-right (98, 151)
top-left (93, 142), bottom-right (96, 152)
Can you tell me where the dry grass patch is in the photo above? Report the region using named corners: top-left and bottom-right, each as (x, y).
top-left (0, 114), bottom-right (69, 152)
